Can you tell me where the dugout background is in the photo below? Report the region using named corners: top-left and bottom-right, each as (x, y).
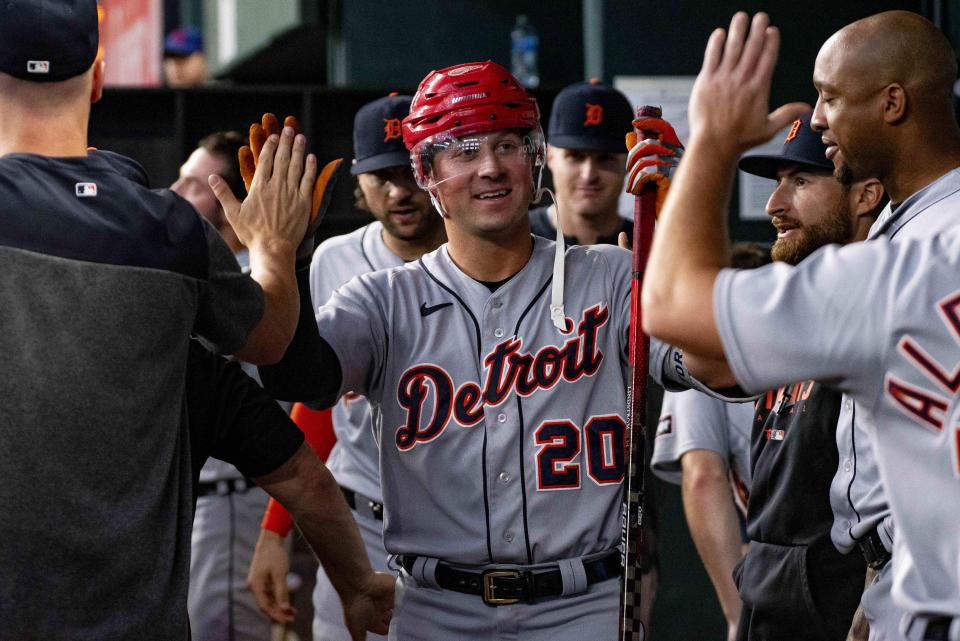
top-left (90, 1), bottom-right (949, 638)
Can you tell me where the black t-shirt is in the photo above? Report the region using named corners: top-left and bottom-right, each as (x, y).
top-left (528, 205), bottom-right (633, 246)
top-left (186, 340), bottom-right (305, 499)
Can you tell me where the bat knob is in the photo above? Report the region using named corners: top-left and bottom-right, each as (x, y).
top-left (637, 106), bottom-right (661, 119)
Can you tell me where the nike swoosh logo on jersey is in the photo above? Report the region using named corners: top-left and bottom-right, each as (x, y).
top-left (420, 302), bottom-right (453, 317)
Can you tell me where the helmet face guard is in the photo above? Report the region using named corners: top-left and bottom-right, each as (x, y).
top-left (409, 126), bottom-right (545, 192)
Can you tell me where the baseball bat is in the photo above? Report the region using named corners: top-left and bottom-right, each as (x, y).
top-left (619, 105), bottom-right (661, 641)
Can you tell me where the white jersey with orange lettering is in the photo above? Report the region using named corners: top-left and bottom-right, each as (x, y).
top-left (308, 220), bottom-right (399, 641)
top-left (316, 236), bottom-right (645, 638)
top-left (652, 389), bottom-right (753, 514)
top-left (714, 225), bottom-right (960, 629)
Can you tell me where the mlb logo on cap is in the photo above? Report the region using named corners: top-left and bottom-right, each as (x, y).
top-left (0, 0), bottom-right (99, 82)
top-left (27, 61), bottom-right (50, 74)
top-left (75, 182), bottom-right (97, 197)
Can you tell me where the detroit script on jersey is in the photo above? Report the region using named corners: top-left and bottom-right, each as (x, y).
top-left (319, 238), bottom-right (634, 565)
top-left (395, 305), bottom-right (609, 452)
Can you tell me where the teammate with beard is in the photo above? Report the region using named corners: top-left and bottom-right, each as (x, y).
top-left (247, 94), bottom-right (445, 640)
top-left (729, 117), bottom-right (885, 641)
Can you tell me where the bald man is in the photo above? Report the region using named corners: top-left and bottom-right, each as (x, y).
top-left (810, 12), bottom-right (960, 641)
top-left (643, 10), bottom-right (960, 641)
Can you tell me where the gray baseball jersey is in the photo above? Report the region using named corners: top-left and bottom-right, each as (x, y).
top-left (310, 221), bottom-right (402, 503)
top-left (308, 221), bottom-right (400, 641)
top-left (318, 236), bottom-right (635, 565)
top-left (652, 389), bottom-right (753, 516)
top-left (714, 227), bottom-right (960, 623)
top-left (830, 168), bottom-right (960, 561)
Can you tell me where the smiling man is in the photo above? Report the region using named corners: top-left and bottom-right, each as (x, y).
top-left (257, 60), bottom-right (686, 640)
top-left (529, 78), bottom-right (633, 245)
top-left (728, 119), bottom-right (885, 641)
top-left (643, 10), bottom-right (960, 641)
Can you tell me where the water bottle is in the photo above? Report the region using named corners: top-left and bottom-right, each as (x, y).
top-left (510, 15), bottom-right (540, 89)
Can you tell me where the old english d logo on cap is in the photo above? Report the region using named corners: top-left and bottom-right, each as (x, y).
top-left (584, 103), bottom-right (603, 126)
top-left (784, 119), bottom-right (802, 144)
top-left (383, 118), bottom-right (402, 142)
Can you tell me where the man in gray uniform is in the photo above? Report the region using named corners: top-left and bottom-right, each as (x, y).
top-left (0, 2), bottom-right (391, 638)
top-left (644, 10), bottom-right (960, 641)
top-left (257, 60), bottom-right (702, 641)
top-left (814, 11), bottom-right (960, 641)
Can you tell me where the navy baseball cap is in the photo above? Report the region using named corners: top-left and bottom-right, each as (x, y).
top-left (164, 27), bottom-right (204, 57)
top-left (547, 79), bottom-right (633, 153)
top-left (738, 117), bottom-right (833, 179)
top-left (0, 0), bottom-right (99, 82)
top-left (351, 93), bottom-right (413, 175)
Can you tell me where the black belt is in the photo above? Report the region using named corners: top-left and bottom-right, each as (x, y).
top-left (340, 486), bottom-right (383, 520)
top-left (400, 551), bottom-right (620, 606)
top-left (197, 477), bottom-right (254, 498)
top-left (857, 526), bottom-right (891, 569)
top-left (924, 617), bottom-right (954, 641)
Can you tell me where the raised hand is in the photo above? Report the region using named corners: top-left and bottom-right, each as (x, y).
top-left (238, 113), bottom-right (344, 262)
top-left (688, 12), bottom-right (809, 158)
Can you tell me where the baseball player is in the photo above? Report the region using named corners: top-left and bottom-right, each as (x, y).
top-left (247, 93), bottom-right (445, 640)
top-left (528, 78), bottom-right (633, 245)
top-left (0, 0), bottom-right (377, 637)
top-left (171, 131), bottom-right (276, 641)
top-left (812, 12), bottom-right (960, 641)
top-left (731, 118), bottom-right (886, 641)
top-left (644, 10), bottom-right (960, 641)
top-left (652, 242), bottom-right (769, 641)
top-left (257, 60), bottom-right (700, 641)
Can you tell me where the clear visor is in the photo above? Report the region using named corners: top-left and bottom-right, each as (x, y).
top-left (411, 127), bottom-right (545, 190)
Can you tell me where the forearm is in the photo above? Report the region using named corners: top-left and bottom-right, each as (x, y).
top-left (257, 266), bottom-right (342, 405)
top-left (642, 133), bottom-right (735, 358)
top-left (681, 451), bottom-right (744, 625)
top-left (234, 240), bottom-right (300, 364)
top-left (254, 442), bottom-right (373, 604)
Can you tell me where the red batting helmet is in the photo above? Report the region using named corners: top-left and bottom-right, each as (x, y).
top-left (403, 61), bottom-right (542, 189)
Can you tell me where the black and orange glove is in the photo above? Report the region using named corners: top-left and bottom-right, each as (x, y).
top-left (239, 113), bottom-right (344, 265)
top-left (624, 117), bottom-right (684, 215)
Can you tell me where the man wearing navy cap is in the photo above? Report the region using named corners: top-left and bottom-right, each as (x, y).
top-left (529, 78), bottom-right (633, 245)
top-left (726, 119), bottom-right (887, 641)
top-left (247, 94), bottom-right (444, 640)
top-left (164, 26), bottom-right (208, 87)
top-left (0, 1), bottom-right (394, 639)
